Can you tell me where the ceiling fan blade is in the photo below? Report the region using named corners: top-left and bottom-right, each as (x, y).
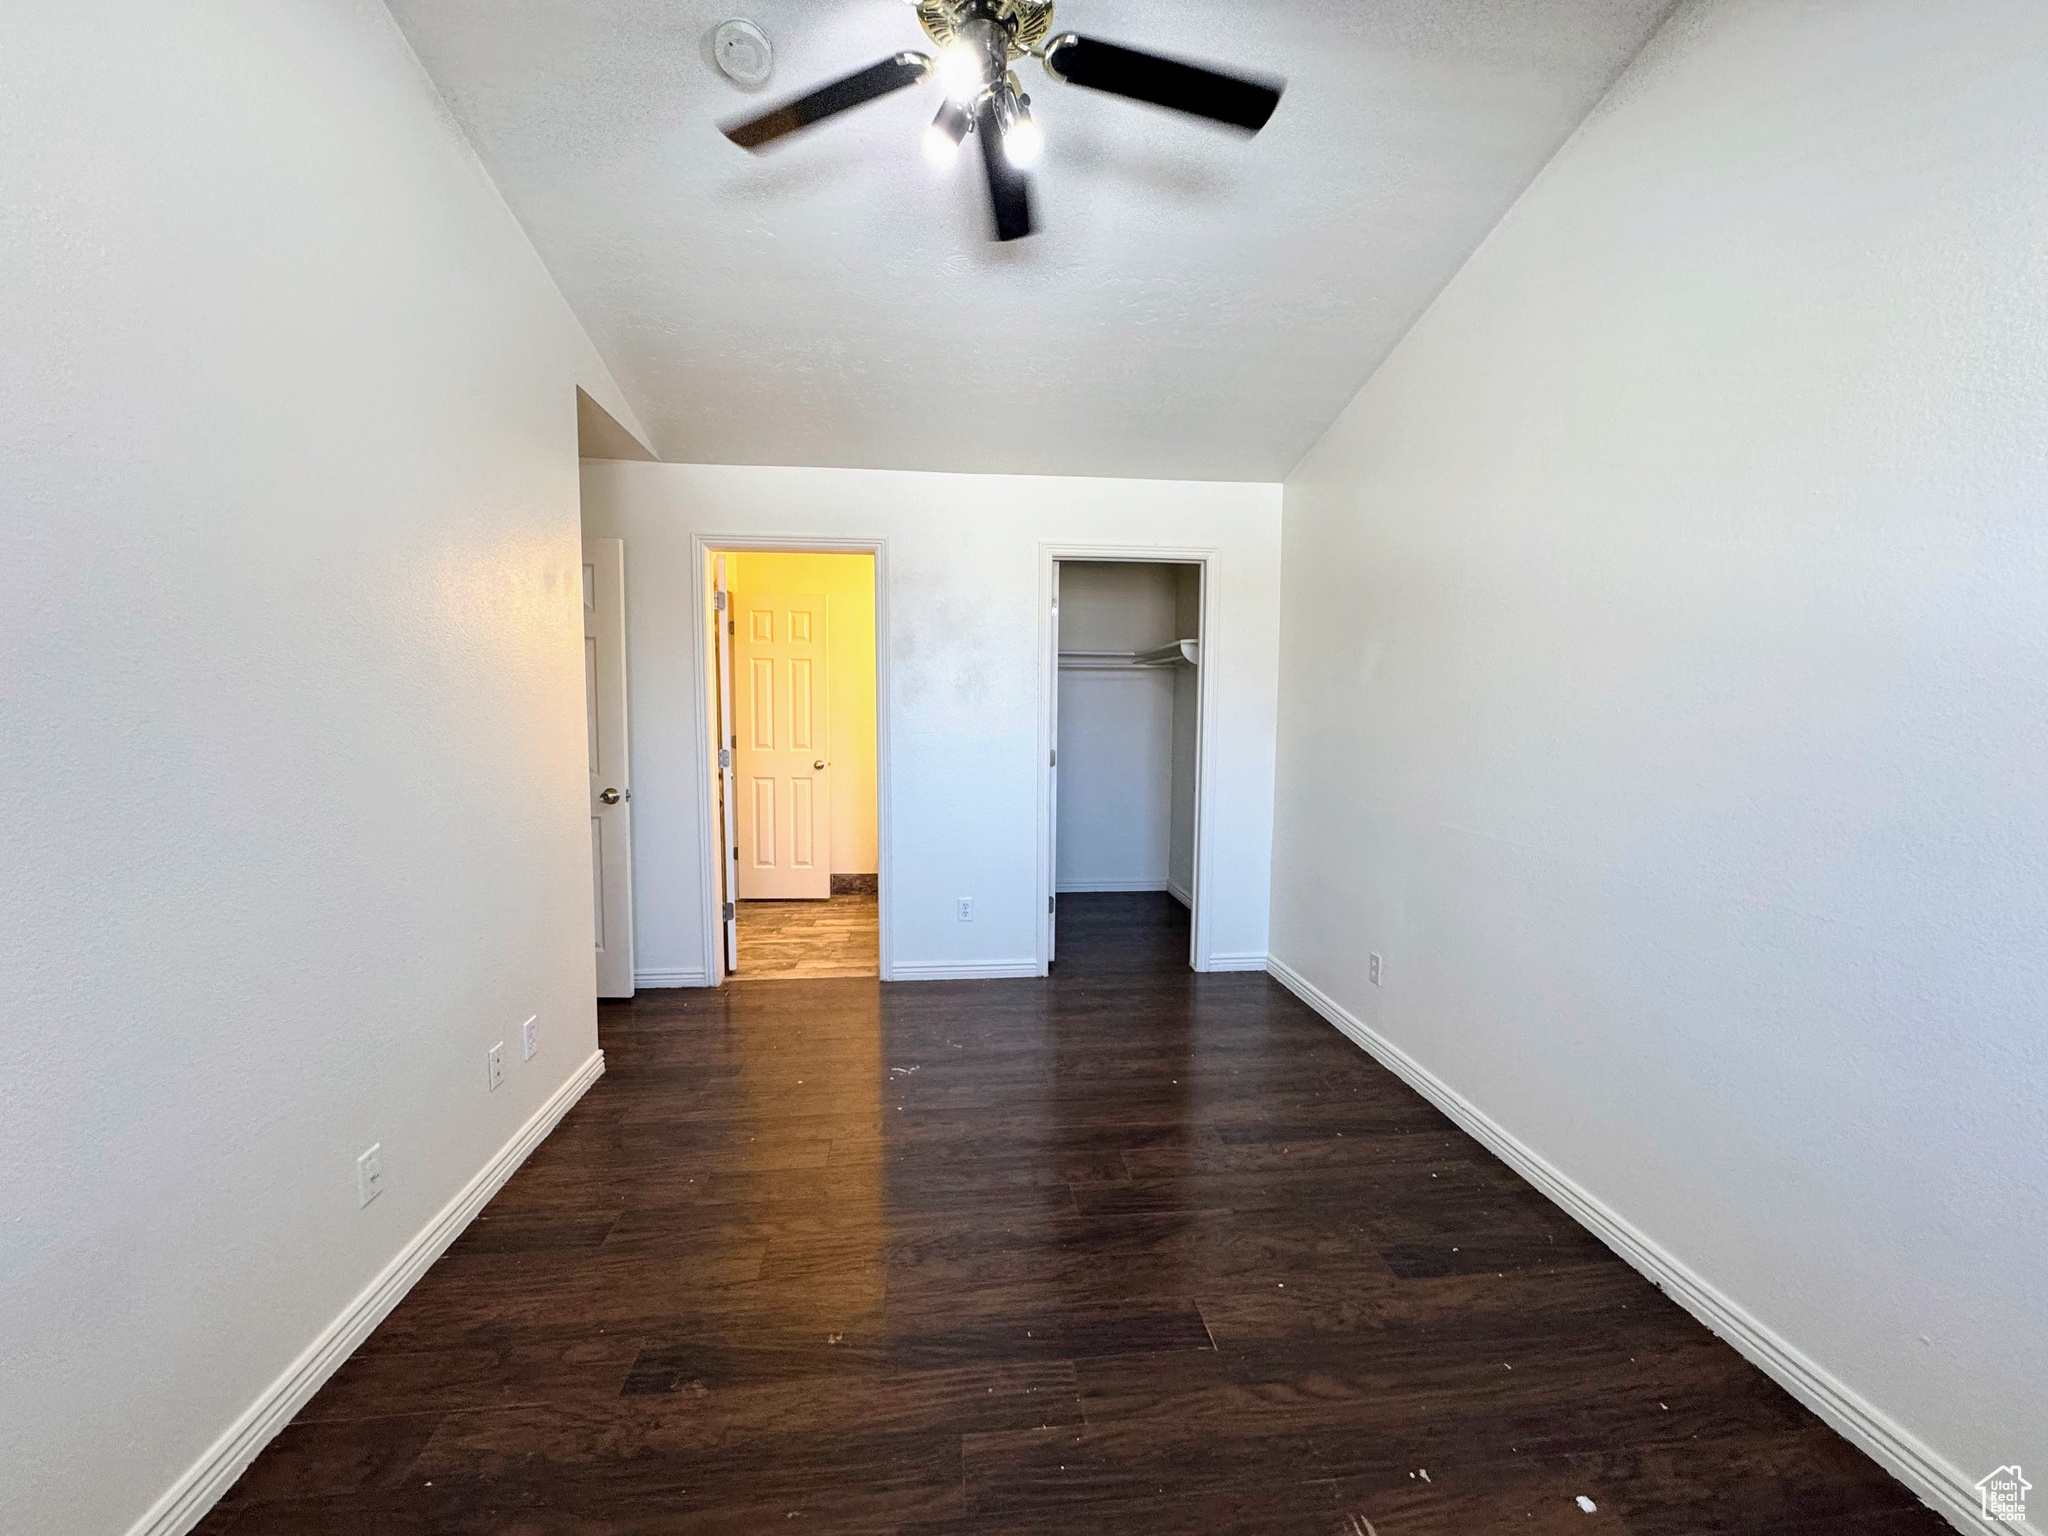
top-left (1041, 35), bottom-right (1282, 133)
top-left (721, 52), bottom-right (932, 150)
top-left (975, 97), bottom-right (1035, 242)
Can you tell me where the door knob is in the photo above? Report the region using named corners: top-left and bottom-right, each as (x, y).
top-left (813, 760), bottom-right (826, 770)
top-left (600, 787), bottom-right (623, 804)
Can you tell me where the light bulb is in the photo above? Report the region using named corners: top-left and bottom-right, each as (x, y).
top-left (936, 40), bottom-right (983, 103)
top-left (1002, 110), bottom-right (1043, 169)
top-left (923, 124), bottom-right (960, 168)
top-left (924, 101), bottom-right (970, 169)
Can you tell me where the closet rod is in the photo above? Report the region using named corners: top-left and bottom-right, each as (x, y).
top-left (1056, 639), bottom-right (1200, 670)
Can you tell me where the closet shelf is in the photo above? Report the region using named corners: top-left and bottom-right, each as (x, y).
top-left (1058, 639), bottom-right (1199, 671)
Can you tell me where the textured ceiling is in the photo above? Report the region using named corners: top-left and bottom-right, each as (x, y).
top-left (387, 0), bottom-right (1675, 480)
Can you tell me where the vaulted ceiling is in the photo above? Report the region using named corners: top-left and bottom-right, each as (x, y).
top-left (387, 0), bottom-right (1675, 480)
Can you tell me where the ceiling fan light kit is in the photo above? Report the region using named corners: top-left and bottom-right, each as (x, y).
top-left (923, 98), bottom-right (974, 167)
top-left (719, 0), bottom-right (1283, 242)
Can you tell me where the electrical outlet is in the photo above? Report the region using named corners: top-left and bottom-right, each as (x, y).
top-left (521, 1015), bottom-right (538, 1062)
top-left (1368, 952), bottom-right (1383, 986)
top-left (356, 1144), bottom-right (385, 1207)
top-left (486, 1042), bottom-right (505, 1092)
top-left (957, 897), bottom-right (973, 923)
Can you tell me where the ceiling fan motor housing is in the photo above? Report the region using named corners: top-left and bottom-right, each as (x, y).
top-left (915, 0), bottom-right (1055, 61)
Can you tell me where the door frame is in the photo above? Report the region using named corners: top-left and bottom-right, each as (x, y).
top-left (1038, 543), bottom-right (1218, 973)
top-left (712, 555), bottom-right (739, 973)
top-left (586, 536), bottom-right (635, 998)
top-left (690, 534), bottom-right (892, 984)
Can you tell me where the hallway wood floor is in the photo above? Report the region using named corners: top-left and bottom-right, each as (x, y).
top-left (198, 895), bottom-right (1938, 1534)
top-left (735, 893), bottom-right (880, 980)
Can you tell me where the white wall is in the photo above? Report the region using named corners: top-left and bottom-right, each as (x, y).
top-left (579, 464), bottom-right (1282, 980)
top-left (1169, 673), bottom-right (1200, 903)
top-left (0, 5), bottom-right (647, 1533)
top-left (1057, 669), bottom-right (1177, 892)
top-left (1059, 561), bottom-right (1182, 654)
top-left (1271, 0), bottom-right (2047, 1520)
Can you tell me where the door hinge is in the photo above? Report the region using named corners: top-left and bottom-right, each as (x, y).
top-left (1049, 748), bottom-right (1056, 767)
top-left (722, 901), bottom-right (735, 922)
top-left (714, 590), bottom-right (727, 612)
top-left (718, 747), bottom-right (731, 769)
top-left (1049, 895), bottom-right (1055, 914)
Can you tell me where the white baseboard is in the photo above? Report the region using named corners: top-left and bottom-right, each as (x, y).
top-left (633, 967), bottom-right (712, 989)
top-left (1055, 878), bottom-right (1171, 893)
top-left (1166, 879), bottom-right (1193, 908)
top-left (887, 959), bottom-right (1043, 981)
top-left (129, 1049), bottom-right (607, 1536)
top-left (1262, 956), bottom-right (1987, 1535)
top-left (1201, 952), bottom-right (1268, 972)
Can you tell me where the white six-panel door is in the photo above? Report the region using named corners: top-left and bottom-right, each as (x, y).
top-left (733, 591), bottom-right (831, 900)
top-left (584, 539), bottom-right (634, 997)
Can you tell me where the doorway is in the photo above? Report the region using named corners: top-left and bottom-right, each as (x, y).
top-left (1047, 556), bottom-right (1206, 971)
top-left (705, 547), bottom-right (881, 981)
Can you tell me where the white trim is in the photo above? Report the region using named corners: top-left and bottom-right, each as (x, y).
top-left (1166, 878), bottom-right (1193, 908)
top-left (1263, 956), bottom-right (1988, 1536)
top-left (690, 536), bottom-right (894, 984)
top-left (128, 1049), bottom-right (607, 1536)
top-left (1203, 952), bottom-right (1268, 972)
top-left (633, 967), bottom-right (713, 989)
top-left (1056, 878), bottom-right (1171, 893)
top-left (1039, 544), bottom-right (1217, 977)
top-left (888, 959), bottom-right (1043, 981)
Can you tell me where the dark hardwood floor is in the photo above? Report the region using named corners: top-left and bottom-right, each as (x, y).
top-left (199, 893), bottom-right (1938, 1534)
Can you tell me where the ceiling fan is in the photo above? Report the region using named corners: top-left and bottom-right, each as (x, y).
top-left (719, 0), bottom-right (1284, 242)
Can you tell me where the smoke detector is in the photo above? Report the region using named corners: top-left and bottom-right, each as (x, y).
top-left (713, 20), bottom-right (773, 87)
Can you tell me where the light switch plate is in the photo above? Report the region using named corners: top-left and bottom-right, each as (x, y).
top-left (356, 1144), bottom-right (385, 1207)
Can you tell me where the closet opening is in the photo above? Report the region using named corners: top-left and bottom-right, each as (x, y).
top-left (1049, 558), bottom-right (1205, 972)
